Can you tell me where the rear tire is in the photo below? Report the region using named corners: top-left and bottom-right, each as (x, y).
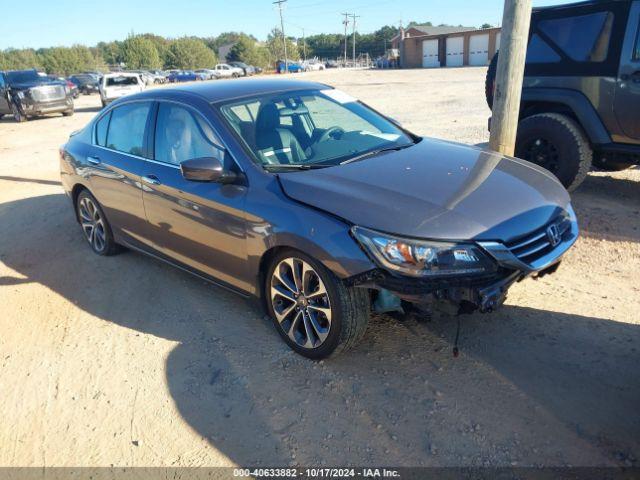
top-left (265, 249), bottom-right (370, 359)
top-left (76, 190), bottom-right (121, 256)
top-left (485, 52), bottom-right (498, 109)
top-left (515, 113), bottom-right (592, 191)
top-left (62, 109), bottom-right (74, 117)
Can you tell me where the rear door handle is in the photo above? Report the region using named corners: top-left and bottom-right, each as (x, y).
top-left (141, 175), bottom-right (161, 186)
top-left (87, 156), bottom-right (101, 165)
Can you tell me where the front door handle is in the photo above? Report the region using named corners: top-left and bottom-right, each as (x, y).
top-left (87, 156), bottom-right (101, 165)
top-left (141, 175), bottom-right (161, 186)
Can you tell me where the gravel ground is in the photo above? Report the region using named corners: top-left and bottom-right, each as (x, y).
top-left (0, 67), bottom-right (638, 468)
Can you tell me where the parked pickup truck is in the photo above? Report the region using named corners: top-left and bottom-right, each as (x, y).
top-left (214, 64), bottom-right (243, 78)
top-left (100, 73), bottom-right (145, 107)
top-left (0, 69), bottom-right (74, 122)
top-left (486, 0), bottom-right (640, 190)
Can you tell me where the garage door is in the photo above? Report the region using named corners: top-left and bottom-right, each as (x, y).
top-left (422, 39), bottom-right (440, 68)
top-left (469, 33), bottom-right (490, 66)
top-left (446, 36), bottom-right (464, 67)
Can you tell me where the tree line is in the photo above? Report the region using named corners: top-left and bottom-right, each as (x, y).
top-left (0, 21), bottom-right (492, 76)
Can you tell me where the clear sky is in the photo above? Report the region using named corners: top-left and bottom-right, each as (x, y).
top-left (2, 0), bottom-right (570, 50)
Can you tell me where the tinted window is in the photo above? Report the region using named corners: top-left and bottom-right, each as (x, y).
top-left (106, 76), bottom-right (139, 87)
top-left (526, 34), bottom-right (561, 63)
top-left (635, 20), bottom-right (640, 61)
top-left (154, 104), bottom-right (221, 165)
top-left (95, 111), bottom-right (111, 146)
top-left (0, 74), bottom-right (5, 88)
top-left (6, 70), bottom-right (40, 84)
top-left (538, 12), bottom-right (613, 62)
top-left (106, 102), bottom-right (151, 156)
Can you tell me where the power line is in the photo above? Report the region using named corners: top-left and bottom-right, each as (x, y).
top-left (273, 0), bottom-right (288, 73)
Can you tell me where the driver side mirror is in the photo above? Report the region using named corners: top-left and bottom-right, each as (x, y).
top-left (180, 156), bottom-right (238, 184)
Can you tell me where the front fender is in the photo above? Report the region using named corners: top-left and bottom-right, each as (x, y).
top-left (244, 176), bottom-right (376, 296)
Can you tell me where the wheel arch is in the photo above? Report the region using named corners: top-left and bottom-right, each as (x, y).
top-left (519, 88), bottom-right (610, 145)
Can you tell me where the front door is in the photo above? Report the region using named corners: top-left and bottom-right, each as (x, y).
top-left (614, 1), bottom-right (640, 140)
top-left (141, 102), bottom-right (250, 292)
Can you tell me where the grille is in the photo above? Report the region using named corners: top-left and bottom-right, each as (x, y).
top-left (504, 215), bottom-right (571, 265)
top-left (30, 85), bottom-right (66, 102)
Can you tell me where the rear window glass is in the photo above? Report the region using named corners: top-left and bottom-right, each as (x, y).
top-left (526, 34), bottom-right (561, 63)
top-left (106, 102), bottom-right (151, 156)
top-left (95, 111), bottom-right (111, 146)
top-left (538, 11), bottom-right (613, 62)
top-left (106, 76), bottom-right (139, 87)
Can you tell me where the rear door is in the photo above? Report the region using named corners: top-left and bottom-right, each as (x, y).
top-left (90, 101), bottom-right (152, 244)
top-left (140, 101), bottom-right (251, 291)
top-left (614, 0), bottom-right (640, 140)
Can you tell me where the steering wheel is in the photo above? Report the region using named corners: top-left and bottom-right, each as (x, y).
top-left (317, 126), bottom-right (345, 144)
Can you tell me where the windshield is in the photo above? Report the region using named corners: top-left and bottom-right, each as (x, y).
top-left (6, 70), bottom-right (42, 84)
top-left (217, 88), bottom-right (415, 168)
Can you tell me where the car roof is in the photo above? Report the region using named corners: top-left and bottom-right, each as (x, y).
top-left (533, 0), bottom-right (630, 11)
top-left (130, 78), bottom-right (332, 103)
top-left (104, 72), bottom-right (140, 77)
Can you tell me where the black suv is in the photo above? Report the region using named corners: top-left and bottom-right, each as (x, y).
top-left (0, 69), bottom-right (74, 122)
top-left (486, 0), bottom-right (640, 190)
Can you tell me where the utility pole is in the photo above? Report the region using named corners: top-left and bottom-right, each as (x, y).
top-left (302, 28), bottom-right (306, 60)
top-left (351, 13), bottom-right (360, 68)
top-left (274, 0), bottom-right (288, 74)
top-left (488, 0), bottom-right (532, 156)
top-left (341, 12), bottom-right (350, 67)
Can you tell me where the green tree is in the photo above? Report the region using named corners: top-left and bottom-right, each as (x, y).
top-left (39, 46), bottom-right (100, 75)
top-left (227, 36), bottom-right (270, 67)
top-left (121, 35), bottom-right (161, 69)
top-left (267, 28), bottom-right (300, 64)
top-left (166, 37), bottom-right (217, 69)
top-left (481, 23), bottom-right (494, 29)
top-left (97, 41), bottom-right (123, 66)
top-left (1, 48), bottom-right (42, 70)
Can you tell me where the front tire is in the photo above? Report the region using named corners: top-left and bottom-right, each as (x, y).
top-left (62, 109), bottom-right (74, 117)
top-left (76, 190), bottom-right (120, 256)
top-left (11, 102), bottom-right (27, 122)
top-left (515, 113), bottom-right (592, 191)
top-left (265, 250), bottom-right (370, 359)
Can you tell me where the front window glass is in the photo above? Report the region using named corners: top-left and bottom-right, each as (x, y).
top-left (218, 89), bottom-right (414, 168)
top-left (538, 11), bottom-right (614, 62)
top-left (154, 103), bottom-right (222, 165)
top-left (105, 102), bottom-right (152, 156)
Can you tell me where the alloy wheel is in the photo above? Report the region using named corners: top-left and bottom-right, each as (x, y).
top-left (78, 197), bottom-right (106, 253)
top-left (270, 257), bottom-right (332, 349)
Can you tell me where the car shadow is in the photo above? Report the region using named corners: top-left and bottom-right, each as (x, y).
top-left (0, 175), bottom-right (61, 186)
top-left (1, 193), bottom-right (638, 466)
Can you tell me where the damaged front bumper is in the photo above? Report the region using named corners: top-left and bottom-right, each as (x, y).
top-left (347, 210), bottom-right (578, 315)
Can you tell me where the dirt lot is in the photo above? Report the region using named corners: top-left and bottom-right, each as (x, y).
top-left (1, 67), bottom-right (639, 468)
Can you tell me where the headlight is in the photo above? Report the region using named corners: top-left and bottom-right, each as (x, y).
top-left (352, 226), bottom-right (495, 277)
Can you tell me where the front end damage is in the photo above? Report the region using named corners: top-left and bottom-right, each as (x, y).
top-left (347, 209), bottom-right (578, 316)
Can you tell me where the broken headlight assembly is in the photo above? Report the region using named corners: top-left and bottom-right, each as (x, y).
top-left (351, 226), bottom-right (496, 277)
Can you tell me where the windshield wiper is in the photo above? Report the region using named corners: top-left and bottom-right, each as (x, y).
top-left (263, 163), bottom-right (333, 171)
top-left (340, 143), bottom-right (414, 165)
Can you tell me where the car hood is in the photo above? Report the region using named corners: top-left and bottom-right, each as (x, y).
top-left (277, 138), bottom-right (572, 243)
